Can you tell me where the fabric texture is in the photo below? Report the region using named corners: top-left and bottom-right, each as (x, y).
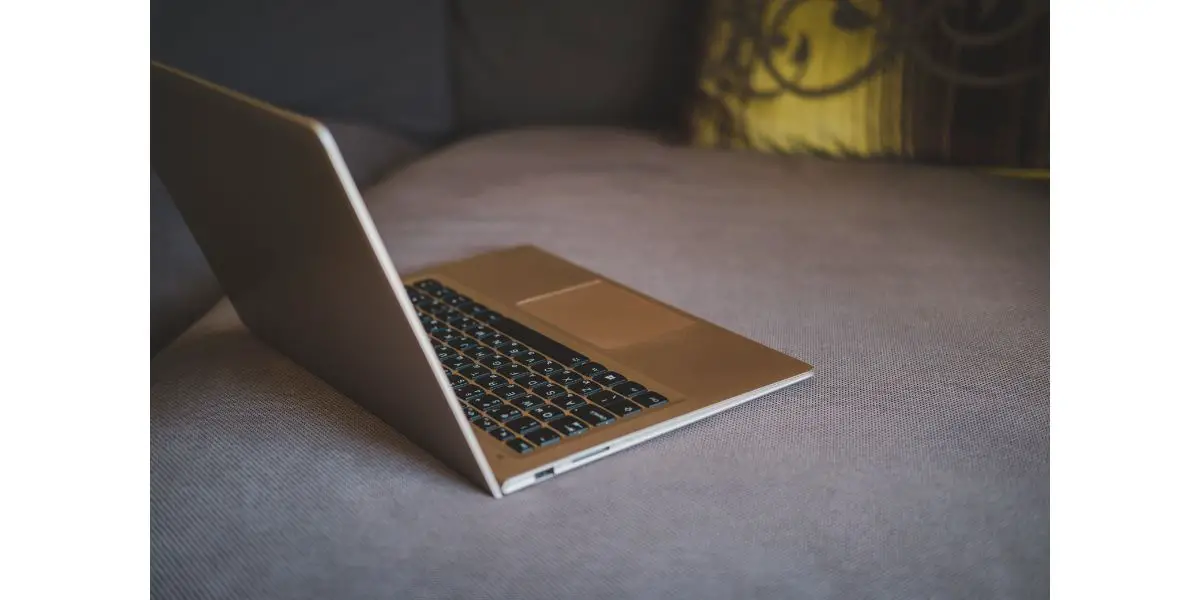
top-left (152, 128), bottom-right (1048, 599)
top-left (323, 122), bottom-right (428, 189)
top-left (450, 1), bottom-right (707, 137)
top-left (690, 0), bottom-right (1049, 172)
top-left (150, 0), bottom-right (455, 143)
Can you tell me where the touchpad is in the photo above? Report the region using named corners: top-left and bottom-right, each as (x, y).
top-left (518, 281), bottom-right (695, 350)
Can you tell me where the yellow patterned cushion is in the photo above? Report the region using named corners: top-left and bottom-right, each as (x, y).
top-left (690, 0), bottom-right (1048, 175)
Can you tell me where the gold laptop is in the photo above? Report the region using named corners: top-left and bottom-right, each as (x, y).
top-left (151, 62), bottom-right (814, 497)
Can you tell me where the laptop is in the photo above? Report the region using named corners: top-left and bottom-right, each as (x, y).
top-left (151, 61), bottom-right (814, 497)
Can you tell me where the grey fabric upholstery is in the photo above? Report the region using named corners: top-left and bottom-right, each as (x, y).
top-left (150, 123), bottom-right (423, 356)
top-left (150, 0), bottom-right (455, 143)
top-left (323, 122), bottom-right (427, 189)
top-left (151, 129), bottom-right (1048, 599)
top-left (451, 1), bottom-right (706, 136)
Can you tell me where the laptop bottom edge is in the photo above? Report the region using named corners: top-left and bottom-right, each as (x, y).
top-left (500, 371), bottom-right (815, 495)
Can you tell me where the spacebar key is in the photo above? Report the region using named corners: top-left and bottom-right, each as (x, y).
top-left (491, 317), bottom-right (589, 367)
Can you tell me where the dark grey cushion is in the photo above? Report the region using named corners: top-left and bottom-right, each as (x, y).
top-left (151, 0), bottom-right (455, 142)
top-left (152, 129), bottom-right (1048, 599)
top-left (451, 1), bottom-right (706, 136)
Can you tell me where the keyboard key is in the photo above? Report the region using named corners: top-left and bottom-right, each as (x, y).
top-left (432, 345), bottom-right (454, 360)
top-left (480, 355), bottom-right (513, 370)
top-left (458, 364), bottom-right (489, 380)
top-left (534, 384), bottom-right (567, 401)
top-left (493, 341), bottom-right (518, 355)
top-left (506, 416), bottom-right (541, 435)
top-left (490, 317), bottom-right (589, 366)
top-left (463, 325), bottom-right (495, 341)
top-left (572, 404), bottom-right (616, 426)
top-left (568, 380), bottom-right (604, 396)
top-left (513, 374), bottom-right (548, 389)
top-left (631, 391), bottom-right (669, 408)
top-left (415, 297), bottom-right (435, 311)
top-left (426, 285), bottom-right (453, 299)
top-left (485, 335), bottom-right (512, 349)
top-left (489, 427), bottom-right (516, 442)
top-left (506, 438), bottom-right (536, 454)
top-left (468, 394), bottom-right (503, 411)
top-left (503, 344), bottom-right (531, 357)
top-left (444, 313), bottom-right (468, 329)
top-left (426, 314), bottom-right (455, 331)
top-left (594, 371), bottom-right (627, 386)
top-left (405, 286), bottom-right (423, 303)
top-left (442, 355), bottom-right (472, 371)
top-left (432, 329), bottom-right (457, 342)
top-left (455, 385), bottom-right (484, 401)
top-left (492, 384), bottom-right (527, 402)
top-left (511, 396), bottom-right (543, 411)
top-left (448, 374), bottom-right (468, 389)
top-left (612, 381), bottom-right (647, 397)
top-left (428, 302), bottom-right (452, 316)
top-left (462, 405), bottom-right (482, 422)
top-left (524, 428), bottom-right (561, 447)
top-left (477, 310), bottom-right (503, 323)
top-left (575, 362), bottom-right (607, 377)
top-left (551, 394), bottom-right (588, 411)
top-left (464, 303), bottom-right (492, 318)
top-left (418, 313), bottom-right (436, 328)
top-left (426, 323), bottom-right (450, 336)
top-left (606, 399), bottom-right (642, 418)
top-left (588, 390), bottom-right (620, 407)
top-left (449, 338), bottom-right (477, 352)
top-left (414, 279), bottom-right (442, 292)
top-left (473, 417), bottom-right (500, 432)
top-left (549, 416), bottom-right (589, 437)
top-left (529, 405), bottom-right (565, 423)
top-left (550, 370), bottom-right (583, 386)
top-left (486, 405), bottom-right (523, 423)
top-left (512, 351), bottom-right (544, 366)
top-left (496, 363), bottom-right (530, 379)
top-left (468, 347), bottom-right (496, 361)
top-left (531, 361), bottom-right (565, 377)
top-left (474, 373), bottom-right (506, 389)
top-left (446, 294), bottom-right (473, 307)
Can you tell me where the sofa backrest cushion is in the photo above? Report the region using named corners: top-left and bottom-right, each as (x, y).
top-left (450, 0), bottom-right (707, 137)
top-left (151, 0), bottom-right (455, 143)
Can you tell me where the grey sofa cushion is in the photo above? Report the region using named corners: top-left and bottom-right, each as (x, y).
top-left (151, 0), bottom-right (455, 143)
top-left (152, 129), bottom-right (1048, 599)
top-left (451, 1), bottom-right (706, 136)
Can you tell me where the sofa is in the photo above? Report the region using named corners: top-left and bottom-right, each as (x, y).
top-left (151, 2), bottom-right (1049, 598)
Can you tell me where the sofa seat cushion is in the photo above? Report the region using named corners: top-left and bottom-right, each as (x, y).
top-left (152, 128), bottom-right (1048, 599)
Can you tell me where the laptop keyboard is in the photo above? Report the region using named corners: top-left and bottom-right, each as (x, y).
top-left (406, 278), bottom-right (671, 455)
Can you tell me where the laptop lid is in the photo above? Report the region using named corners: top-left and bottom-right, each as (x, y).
top-left (150, 62), bottom-right (501, 497)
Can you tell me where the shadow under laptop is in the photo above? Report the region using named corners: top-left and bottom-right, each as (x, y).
top-left (151, 325), bottom-right (487, 500)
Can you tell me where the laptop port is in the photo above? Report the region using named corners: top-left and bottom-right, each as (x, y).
top-left (535, 468), bottom-right (555, 481)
